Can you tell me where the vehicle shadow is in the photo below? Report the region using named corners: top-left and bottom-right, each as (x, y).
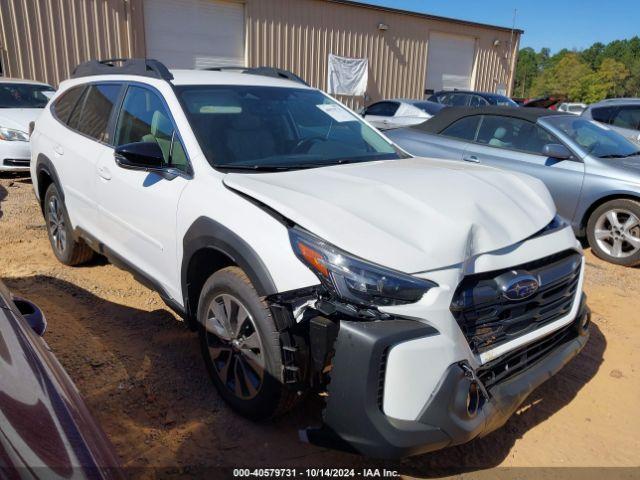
top-left (3, 275), bottom-right (606, 476)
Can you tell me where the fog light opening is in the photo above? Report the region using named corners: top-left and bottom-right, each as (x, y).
top-left (466, 382), bottom-right (481, 417)
top-left (580, 310), bottom-right (590, 331)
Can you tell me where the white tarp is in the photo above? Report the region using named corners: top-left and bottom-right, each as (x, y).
top-left (327, 54), bottom-right (368, 96)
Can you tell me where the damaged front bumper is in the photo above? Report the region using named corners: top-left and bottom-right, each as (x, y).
top-left (302, 298), bottom-right (590, 459)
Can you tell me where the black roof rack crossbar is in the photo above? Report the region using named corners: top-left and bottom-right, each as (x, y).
top-left (71, 58), bottom-right (174, 81)
top-left (202, 66), bottom-right (309, 86)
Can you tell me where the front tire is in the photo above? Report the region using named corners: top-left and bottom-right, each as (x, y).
top-left (587, 198), bottom-right (640, 267)
top-left (44, 184), bottom-right (94, 266)
top-left (197, 266), bottom-right (298, 420)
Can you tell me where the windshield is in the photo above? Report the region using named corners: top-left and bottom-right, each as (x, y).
top-left (544, 116), bottom-right (640, 158)
top-left (485, 94), bottom-right (519, 107)
top-left (176, 86), bottom-right (402, 170)
top-left (0, 83), bottom-right (55, 108)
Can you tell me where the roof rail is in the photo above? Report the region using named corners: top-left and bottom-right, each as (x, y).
top-left (203, 66), bottom-right (309, 86)
top-left (71, 58), bottom-right (174, 81)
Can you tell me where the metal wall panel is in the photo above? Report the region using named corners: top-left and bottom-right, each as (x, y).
top-left (0, 0), bottom-right (520, 104)
top-left (0, 0), bottom-right (138, 86)
top-left (245, 0), bottom-right (520, 109)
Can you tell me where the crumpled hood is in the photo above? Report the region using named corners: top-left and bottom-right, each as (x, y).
top-left (0, 109), bottom-right (43, 132)
top-left (224, 157), bottom-right (556, 273)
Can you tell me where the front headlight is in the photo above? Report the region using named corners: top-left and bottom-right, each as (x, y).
top-left (289, 227), bottom-right (436, 307)
top-left (0, 127), bottom-right (29, 142)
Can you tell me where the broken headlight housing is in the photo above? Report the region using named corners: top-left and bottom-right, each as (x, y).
top-left (289, 227), bottom-right (436, 307)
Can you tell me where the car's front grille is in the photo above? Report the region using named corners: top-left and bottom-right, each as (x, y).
top-left (451, 250), bottom-right (582, 353)
top-left (477, 320), bottom-right (579, 390)
top-left (3, 158), bottom-right (30, 167)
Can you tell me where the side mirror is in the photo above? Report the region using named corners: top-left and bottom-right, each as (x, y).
top-left (542, 143), bottom-right (572, 160)
top-left (115, 142), bottom-right (165, 171)
top-left (13, 297), bottom-right (47, 336)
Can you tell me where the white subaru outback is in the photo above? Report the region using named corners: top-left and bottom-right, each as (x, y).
top-left (30, 59), bottom-right (589, 458)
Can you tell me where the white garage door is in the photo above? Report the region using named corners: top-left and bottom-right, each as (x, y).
top-left (425, 32), bottom-right (476, 92)
top-left (144, 0), bottom-right (245, 69)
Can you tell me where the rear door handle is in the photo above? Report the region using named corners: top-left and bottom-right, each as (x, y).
top-left (463, 154), bottom-right (480, 163)
top-left (98, 166), bottom-right (112, 181)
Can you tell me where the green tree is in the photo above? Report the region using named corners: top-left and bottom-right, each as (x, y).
top-left (583, 58), bottom-right (630, 103)
top-left (514, 47), bottom-right (539, 97)
top-left (530, 53), bottom-right (591, 100)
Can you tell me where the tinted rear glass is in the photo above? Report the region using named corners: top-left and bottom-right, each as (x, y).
top-left (52, 86), bottom-right (85, 123)
top-left (441, 116), bottom-right (481, 141)
top-left (591, 106), bottom-right (615, 124)
top-left (75, 84), bottom-right (122, 141)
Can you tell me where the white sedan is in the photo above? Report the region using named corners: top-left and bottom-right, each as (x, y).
top-left (362, 99), bottom-right (444, 130)
top-left (0, 78), bottom-right (55, 172)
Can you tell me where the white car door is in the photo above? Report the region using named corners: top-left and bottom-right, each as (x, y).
top-left (46, 83), bottom-right (123, 235)
top-left (363, 101), bottom-right (400, 130)
top-left (95, 84), bottom-right (190, 301)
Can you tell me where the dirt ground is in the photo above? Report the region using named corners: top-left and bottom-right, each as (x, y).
top-left (0, 173), bottom-right (639, 478)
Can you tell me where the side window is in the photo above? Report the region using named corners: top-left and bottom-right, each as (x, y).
top-left (469, 95), bottom-right (488, 107)
top-left (52, 86), bottom-right (85, 124)
top-left (476, 115), bottom-right (560, 155)
top-left (365, 102), bottom-right (399, 117)
top-left (591, 106), bottom-right (615, 124)
top-left (114, 85), bottom-right (189, 171)
top-left (441, 116), bottom-right (481, 141)
top-left (448, 93), bottom-right (470, 107)
top-left (75, 84), bottom-right (122, 142)
top-left (610, 106), bottom-right (640, 131)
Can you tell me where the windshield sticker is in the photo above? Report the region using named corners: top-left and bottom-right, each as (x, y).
top-left (317, 104), bottom-right (356, 122)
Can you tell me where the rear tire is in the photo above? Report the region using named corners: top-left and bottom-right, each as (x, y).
top-left (197, 266), bottom-right (299, 420)
top-left (587, 198), bottom-right (640, 267)
top-left (44, 184), bottom-right (94, 266)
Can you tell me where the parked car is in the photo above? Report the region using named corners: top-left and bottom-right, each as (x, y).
top-left (362, 99), bottom-right (444, 130)
top-left (521, 95), bottom-right (566, 110)
top-left (0, 280), bottom-right (122, 477)
top-left (428, 90), bottom-right (519, 108)
top-left (31, 59), bottom-right (590, 459)
top-left (386, 106), bottom-right (640, 266)
top-left (0, 78), bottom-right (55, 172)
top-left (582, 98), bottom-right (640, 145)
top-left (558, 102), bottom-right (587, 115)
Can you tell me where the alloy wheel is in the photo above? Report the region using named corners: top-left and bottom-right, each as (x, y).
top-left (47, 196), bottom-right (67, 254)
top-left (594, 208), bottom-right (640, 258)
top-left (204, 293), bottom-right (265, 400)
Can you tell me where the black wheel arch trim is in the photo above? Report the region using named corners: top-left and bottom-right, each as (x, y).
top-left (35, 154), bottom-right (65, 209)
top-left (181, 216), bottom-right (278, 318)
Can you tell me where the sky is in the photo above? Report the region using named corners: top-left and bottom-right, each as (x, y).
top-left (360, 0), bottom-right (639, 53)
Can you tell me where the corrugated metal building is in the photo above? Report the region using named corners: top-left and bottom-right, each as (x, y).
top-left (0, 0), bottom-right (522, 108)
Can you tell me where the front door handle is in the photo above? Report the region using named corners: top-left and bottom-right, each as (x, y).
top-left (463, 154), bottom-right (480, 163)
top-left (98, 166), bottom-right (112, 181)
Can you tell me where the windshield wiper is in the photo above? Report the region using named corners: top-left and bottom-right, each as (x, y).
top-left (598, 151), bottom-right (640, 159)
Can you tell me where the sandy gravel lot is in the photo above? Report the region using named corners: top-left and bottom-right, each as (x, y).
top-left (0, 173), bottom-right (638, 478)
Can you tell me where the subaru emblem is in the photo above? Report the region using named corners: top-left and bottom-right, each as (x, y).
top-left (496, 271), bottom-right (540, 301)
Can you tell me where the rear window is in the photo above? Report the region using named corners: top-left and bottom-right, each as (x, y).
top-left (441, 116), bottom-right (481, 141)
top-left (74, 84), bottom-right (122, 142)
top-left (52, 86), bottom-right (85, 123)
top-left (610, 106), bottom-right (640, 131)
top-left (591, 106), bottom-right (615, 124)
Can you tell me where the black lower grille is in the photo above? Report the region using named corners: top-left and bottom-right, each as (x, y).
top-left (451, 250), bottom-right (581, 353)
top-left (477, 320), bottom-right (579, 390)
top-left (377, 347), bottom-right (389, 411)
top-left (3, 159), bottom-right (30, 167)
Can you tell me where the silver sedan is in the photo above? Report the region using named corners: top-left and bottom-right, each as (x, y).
top-left (387, 106), bottom-right (640, 266)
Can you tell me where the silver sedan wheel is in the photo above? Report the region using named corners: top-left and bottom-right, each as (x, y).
top-left (204, 294), bottom-right (265, 400)
top-left (594, 209), bottom-right (640, 258)
top-left (47, 196), bottom-right (67, 254)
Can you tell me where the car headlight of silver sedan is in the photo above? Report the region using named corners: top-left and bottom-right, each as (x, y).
top-left (0, 127), bottom-right (29, 142)
top-left (289, 227), bottom-right (436, 307)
